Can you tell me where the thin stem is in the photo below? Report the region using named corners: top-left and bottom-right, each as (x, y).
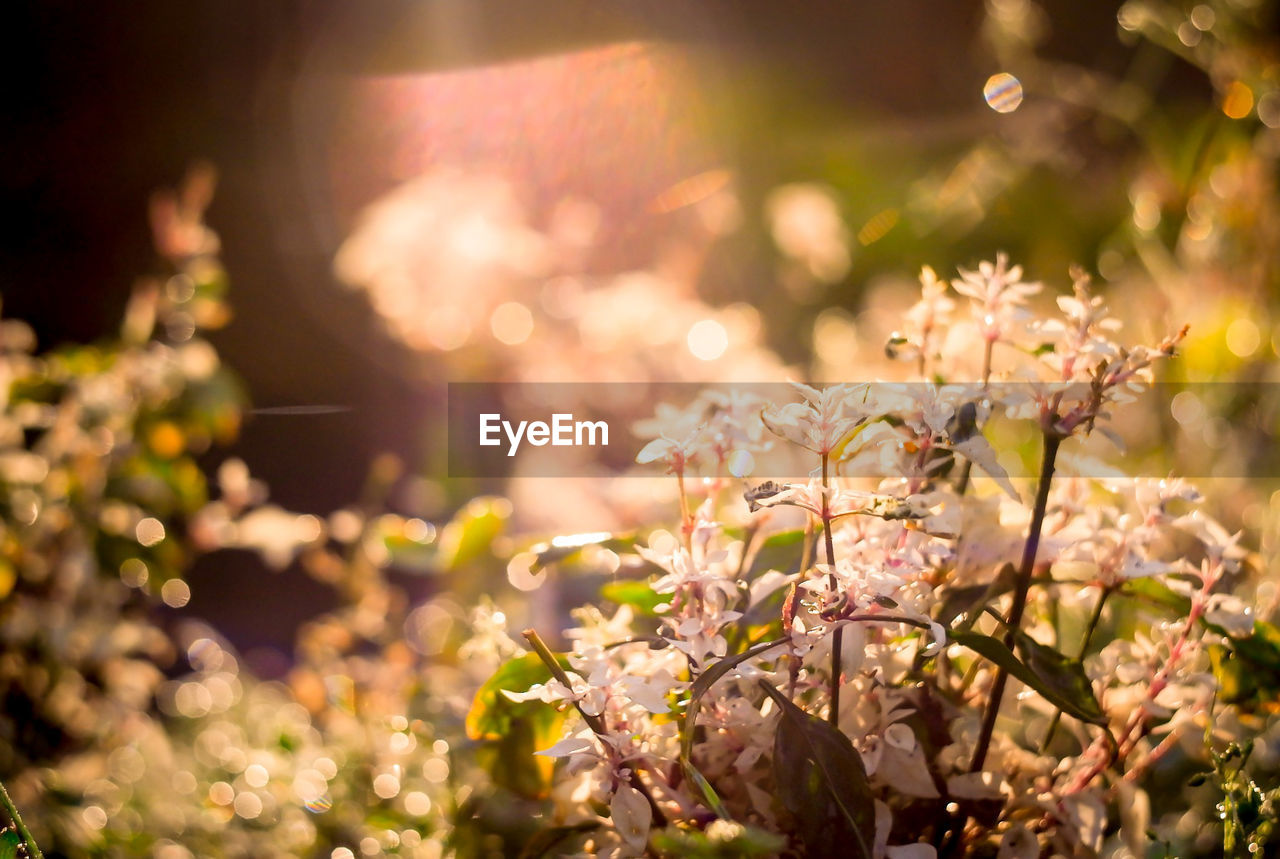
top-left (785, 516), bottom-right (815, 699)
top-left (969, 433), bottom-right (1061, 772)
top-left (954, 337), bottom-right (995, 497)
top-left (523, 629), bottom-right (667, 827)
top-left (1040, 585), bottom-right (1112, 752)
top-left (725, 525), bottom-right (760, 653)
top-left (675, 466), bottom-right (693, 554)
top-left (820, 454), bottom-right (836, 569)
top-left (821, 452), bottom-right (841, 725)
top-left (799, 514), bottom-right (814, 576)
top-left (845, 613), bottom-right (934, 630)
top-left (0, 778), bottom-right (43, 859)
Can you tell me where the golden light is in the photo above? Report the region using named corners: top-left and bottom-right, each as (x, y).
top-left (1222, 81), bottom-right (1254, 119)
top-left (328, 42), bottom-right (720, 360)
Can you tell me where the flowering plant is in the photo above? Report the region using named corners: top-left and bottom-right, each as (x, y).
top-left (476, 259), bottom-right (1278, 857)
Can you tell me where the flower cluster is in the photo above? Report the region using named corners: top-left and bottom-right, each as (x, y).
top-left (488, 258), bottom-right (1274, 857)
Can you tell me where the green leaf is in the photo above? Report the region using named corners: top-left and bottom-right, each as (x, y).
top-left (758, 681), bottom-right (874, 859)
top-left (950, 629), bottom-right (1106, 725)
top-left (651, 822), bottom-right (786, 857)
top-left (529, 532), bottom-right (636, 573)
top-left (601, 580), bottom-right (665, 616)
top-left (438, 497), bottom-right (508, 571)
top-left (1223, 619), bottom-right (1280, 673)
top-left (1012, 630), bottom-right (1106, 724)
top-left (681, 760), bottom-right (729, 821)
top-left (473, 718), bottom-right (559, 798)
top-left (466, 652), bottom-right (568, 740)
top-left (1120, 577), bottom-right (1191, 614)
top-left (1209, 644), bottom-right (1256, 704)
top-left (466, 652), bottom-right (571, 798)
top-left (747, 529), bottom-right (807, 577)
top-left (0, 831), bottom-right (21, 859)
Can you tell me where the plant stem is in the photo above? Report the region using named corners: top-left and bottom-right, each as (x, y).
top-left (821, 452), bottom-right (842, 725)
top-left (675, 466), bottom-right (693, 554)
top-left (0, 778), bottom-right (43, 859)
top-left (799, 514), bottom-right (814, 576)
top-left (969, 433), bottom-right (1060, 772)
top-left (785, 516), bottom-right (816, 699)
top-left (522, 629), bottom-right (667, 827)
top-left (1040, 585), bottom-right (1111, 753)
top-left (954, 339), bottom-right (994, 497)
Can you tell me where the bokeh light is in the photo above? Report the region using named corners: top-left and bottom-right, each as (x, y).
top-left (983, 72), bottom-right (1024, 113)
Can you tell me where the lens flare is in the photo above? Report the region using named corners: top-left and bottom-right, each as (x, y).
top-left (983, 73), bottom-right (1023, 113)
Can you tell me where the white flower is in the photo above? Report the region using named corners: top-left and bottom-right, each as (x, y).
top-left (761, 382), bottom-right (875, 455)
top-left (902, 266), bottom-right (955, 353)
top-left (536, 735), bottom-right (598, 759)
top-left (502, 670), bottom-right (607, 717)
top-left (951, 253), bottom-right (1041, 343)
top-left (700, 388), bottom-right (773, 456)
top-left (634, 520), bottom-right (745, 664)
top-left (635, 426), bottom-right (706, 470)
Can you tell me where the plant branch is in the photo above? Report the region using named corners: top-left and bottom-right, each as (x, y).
top-left (969, 432), bottom-right (1061, 772)
top-left (0, 778), bottom-right (42, 859)
top-left (821, 452), bottom-right (842, 725)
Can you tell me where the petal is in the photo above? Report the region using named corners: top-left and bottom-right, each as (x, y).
top-left (951, 436), bottom-right (1019, 500)
top-left (635, 437), bottom-right (674, 465)
top-left (535, 736), bottom-right (596, 757)
top-left (610, 784), bottom-right (652, 852)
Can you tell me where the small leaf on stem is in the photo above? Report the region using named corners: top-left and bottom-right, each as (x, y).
top-left (758, 681), bottom-right (875, 858)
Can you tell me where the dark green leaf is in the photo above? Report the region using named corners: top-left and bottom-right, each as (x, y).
top-left (530, 544), bottom-right (583, 570)
top-left (1223, 620), bottom-right (1280, 673)
top-left (758, 681), bottom-right (875, 859)
top-left (935, 583), bottom-right (991, 627)
top-left (0, 831), bottom-right (21, 859)
top-left (529, 533), bottom-right (635, 573)
top-left (949, 629), bottom-right (1106, 725)
top-left (940, 563), bottom-right (1019, 629)
top-left (1012, 630), bottom-right (1106, 724)
top-left (473, 718), bottom-right (558, 798)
